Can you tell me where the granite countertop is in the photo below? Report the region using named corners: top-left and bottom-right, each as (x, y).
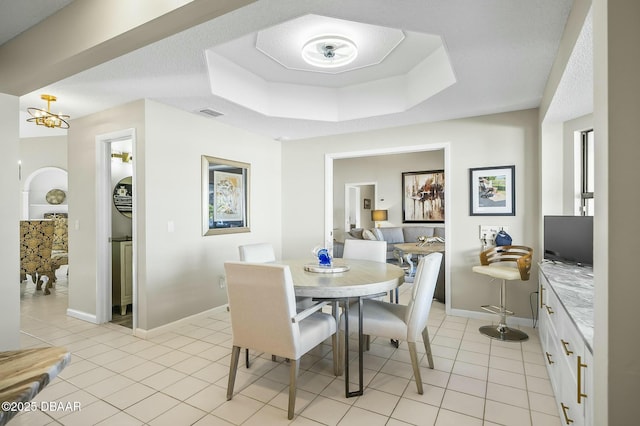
top-left (0, 347), bottom-right (71, 425)
top-left (539, 261), bottom-right (594, 352)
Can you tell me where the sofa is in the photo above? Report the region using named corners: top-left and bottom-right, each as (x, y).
top-left (334, 225), bottom-right (446, 302)
top-left (338, 226), bottom-right (445, 260)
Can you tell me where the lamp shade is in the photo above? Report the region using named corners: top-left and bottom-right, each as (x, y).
top-left (371, 209), bottom-right (388, 222)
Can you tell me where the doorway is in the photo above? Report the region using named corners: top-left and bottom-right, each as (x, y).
top-left (344, 183), bottom-right (376, 237)
top-left (96, 129), bottom-right (137, 330)
top-left (324, 143), bottom-right (451, 313)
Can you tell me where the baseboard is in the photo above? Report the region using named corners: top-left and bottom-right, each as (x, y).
top-left (134, 304), bottom-right (229, 339)
top-left (449, 308), bottom-right (537, 329)
top-left (66, 308), bottom-right (98, 324)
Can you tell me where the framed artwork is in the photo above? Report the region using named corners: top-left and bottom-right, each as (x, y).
top-left (202, 155), bottom-right (250, 235)
top-left (402, 170), bottom-right (445, 223)
top-left (469, 165), bottom-right (515, 216)
top-left (363, 198), bottom-right (371, 209)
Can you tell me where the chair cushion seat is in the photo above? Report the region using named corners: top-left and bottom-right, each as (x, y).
top-left (472, 265), bottom-right (521, 281)
top-left (296, 312), bottom-right (337, 359)
top-left (342, 299), bottom-right (409, 341)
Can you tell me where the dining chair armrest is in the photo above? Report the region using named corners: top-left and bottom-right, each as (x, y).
top-left (292, 301), bottom-right (329, 323)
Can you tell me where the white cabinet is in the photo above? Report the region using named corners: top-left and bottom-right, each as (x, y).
top-left (112, 241), bottom-right (133, 315)
top-left (539, 273), bottom-right (593, 425)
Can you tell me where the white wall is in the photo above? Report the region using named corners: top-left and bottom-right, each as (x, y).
top-left (68, 99), bottom-right (281, 331)
top-left (594, 1), bottom-right (640, 423)
top-left (19, 136), bottom-right (67, 184)
top-left (0, 94), bottom-right (20, 350)
top-left (142, 101), bottom-right (281, 330)
top-left (282, 109), bottom-right (539, 317)
top-left (67, 100), bottom-right (146, 319)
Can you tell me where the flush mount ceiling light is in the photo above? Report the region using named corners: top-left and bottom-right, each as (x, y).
top-left (301, 36), bottom-right (357, 68)
top-left (27, 94), bottom-right (70, 129)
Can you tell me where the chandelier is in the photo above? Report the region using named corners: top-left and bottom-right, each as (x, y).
top-left (27, 94), bottom-right (70, 129)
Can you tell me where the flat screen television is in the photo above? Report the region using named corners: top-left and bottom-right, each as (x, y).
top-left (544, 215), bottom-right (593, 266)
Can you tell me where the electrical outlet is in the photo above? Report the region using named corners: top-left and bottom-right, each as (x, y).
top-left (219, 276), bottom-right (226, 289)
top-left (479, 225), bottom-right (509, 242)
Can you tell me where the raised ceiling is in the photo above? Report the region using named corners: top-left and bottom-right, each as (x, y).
top-left (207, 14), bottom-right (455, 122)
top-left (5, 0), bottom-right (578, 140)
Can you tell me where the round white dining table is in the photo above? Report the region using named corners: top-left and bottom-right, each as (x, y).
top-left (280, 258), bottom-right (405, 397)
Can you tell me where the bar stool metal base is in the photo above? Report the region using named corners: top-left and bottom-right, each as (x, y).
top-left (479, 324), bottom-right (528, 342)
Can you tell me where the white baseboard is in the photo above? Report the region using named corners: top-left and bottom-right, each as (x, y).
top-left (449, 308), bottom-right (537, 328)
top-left (134, 305), bottom-right (229, 339)
top-left (66, 308), bottom-right (98, 324)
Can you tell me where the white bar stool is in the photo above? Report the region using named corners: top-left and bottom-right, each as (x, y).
top-left (472, 245), bottom-right (533, 342)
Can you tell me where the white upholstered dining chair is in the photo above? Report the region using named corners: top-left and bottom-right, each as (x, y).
top-left (342, 239), bottom-right (387, 263)
top-left (238, 242), bottom-right (276, 263)
top-left (224, 261), bottom-right (337, 420)
top-left (339, 252), bottom-right (442, 394)
top-left (342, 238), bottom-right (394, 305)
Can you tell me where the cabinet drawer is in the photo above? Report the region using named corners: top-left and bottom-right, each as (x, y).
top-left (544, 287), bottom-right (585, 381)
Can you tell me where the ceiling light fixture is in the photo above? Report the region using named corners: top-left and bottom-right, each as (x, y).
top-left (301, 35), bottom-right (358, 68)
top-left (27, 94), bottom-right (70, 129)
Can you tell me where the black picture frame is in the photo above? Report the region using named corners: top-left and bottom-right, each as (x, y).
top-left (469, 165), bottom-right (515, 216)
top-left (363, 198), bottom-right (371, 209)
top-left (401, 170), bottom-right (445, 223)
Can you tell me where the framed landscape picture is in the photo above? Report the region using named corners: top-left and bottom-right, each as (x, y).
top-left (469, 165), bottom-right (515, 216)
top-left (402, 170), bottom-right (445, 223)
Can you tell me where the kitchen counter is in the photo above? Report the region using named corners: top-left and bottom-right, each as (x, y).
top-left (539, 261), bottom-right (594, 352)
top-left (0, 347), bottom-right (71, 425)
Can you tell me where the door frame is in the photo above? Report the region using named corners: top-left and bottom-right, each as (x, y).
top-left (325, 143), bottom-right (451, 313)
top-left (95, 128), bottom-right (137, 329)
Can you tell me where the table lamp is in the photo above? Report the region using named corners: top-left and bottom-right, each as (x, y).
top-left (371, 209), bottom-right (388, 227)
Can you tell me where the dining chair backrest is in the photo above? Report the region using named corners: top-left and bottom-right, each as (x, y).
top-left (20, 220), bottom-right (55, 281)
top-left (238, 242), bottom-right (276, 263)
top-left (224, 261), bottom-right (300, 359)
top-left (405, 252), bottom-right (443, 341)
top-left (342, 239), bottom-right (387, 263)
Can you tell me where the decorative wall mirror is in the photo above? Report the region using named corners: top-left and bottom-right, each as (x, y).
top-left (202, 155), bottom-right (250, 236)
top-left (113, 176), bottom-right (133, 218)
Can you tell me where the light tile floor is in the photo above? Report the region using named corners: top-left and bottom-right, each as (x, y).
top-left (14, 268), bottom-right (561, 425)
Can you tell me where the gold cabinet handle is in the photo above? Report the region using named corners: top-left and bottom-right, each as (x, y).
top-left (546, 305), bottom-right (554, 315)
top-left (577, 355), bottom-right (588, 404)
top-left (561, 403), bottom-right (574, 424)
top-left (561, 339), bottom-right (573, 355)
top-left (545, 351), bottom-right (554, 365)
top-left (540, 285), bottom-right (545, 308)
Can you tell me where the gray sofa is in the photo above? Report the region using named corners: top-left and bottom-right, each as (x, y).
top-left (338, 226), bottom-right (445, 261)
top-left (334, 225), bottom-right (446, 302)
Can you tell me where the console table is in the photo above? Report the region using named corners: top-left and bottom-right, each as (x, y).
top-left (393, 242), bottom-right (445, 302)
top-left (538, 262), bottom-right (593, 426)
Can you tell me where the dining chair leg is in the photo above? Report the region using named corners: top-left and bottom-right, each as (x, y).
top-left (331, 301), bottom-right (340, 376)
top-left (227, 346), bottom-right (241, 400)
top-left (337, 329), bottom-right (344, 376)
top-left (245, 348), bottom-right (250, 368)
top-left (422, 328), bottom-right (434, 369)
top-left (288, 359), bottom-right (300, 420)
top-left (408, 342), bottom-right (424, 395)
top-left (331, 332), bottom-right (339, 376)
